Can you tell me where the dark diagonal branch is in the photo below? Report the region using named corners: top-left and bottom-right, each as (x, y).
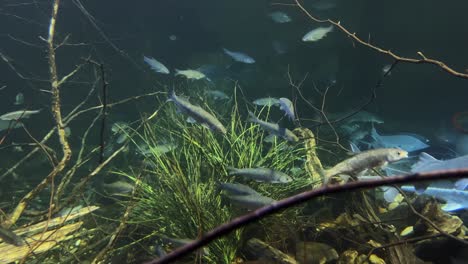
top-left (147, 169), bottom-right (468, 264)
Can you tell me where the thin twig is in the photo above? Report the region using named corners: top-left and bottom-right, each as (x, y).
top-left (294, 0), bottom-right (468, 79)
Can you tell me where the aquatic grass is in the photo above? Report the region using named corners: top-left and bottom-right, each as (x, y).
top-left (114, 88), bottom-right (315, 262)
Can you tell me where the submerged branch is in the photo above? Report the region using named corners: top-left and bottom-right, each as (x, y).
top-left (148, 169), bottom-right (468, 264)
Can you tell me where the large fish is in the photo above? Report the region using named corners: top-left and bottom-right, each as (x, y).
top-left (248, 112), bottom-right (298, 142)
top-left (324, 148), bottom-right (408, 182)
top-left (218, 182), bottom-right (259, 196)
top-left (168, 91), bottom-right (226, 134)
top-left (278, 97), bottom-right (295, 120)
top-left (411, 152), bottom-right (468, 173)
top-left (174, 69), bottom-right (208, 80)
top-left (371, 128), bottom-right (429, 152)
top-left (227, 194), bottom-right (276, 210)
top-left (228, 167), bottom-right (293, 183)
top-left (401, 185), bottom-right (468, 212)
top-left (0, 109), bottom-right (41, 120)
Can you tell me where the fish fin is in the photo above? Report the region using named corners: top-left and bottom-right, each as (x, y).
top-left (174, 69), bottom-right (181, 76)
top-left (411, 152), bottom-right (440, 172)
top-left (226, 166), bottom-right (238, 175)
top-left (222, 48), bottom-right (230, 54)
top-left (455, 178), bottom-right (468, 190)
top-left (263, 134), bottom-right (277, 143)
top-left (166, 90), bottom-right (176, 103)
top-left (370, 127), bottom-right (380, 141)
top-left (442, 202), bottom-right (464, 212)
top-left (186, 117), bottom-right (197, 124)
top-left (247, 111), bottom-right (258, 123)
top-left (349, 141), bottom-right (361, 153)
top-left (383, 187), bottom-right (400, 203)
top-left (414, 183), bottom-right (429, 194)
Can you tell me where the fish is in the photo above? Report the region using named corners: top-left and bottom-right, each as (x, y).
top-left (143, 56), bottom-right (170, 74)
top-left (345, 111), bottom-right (384, 124)
top-left (222, 48), bottom-right (255, 64)
top-left (169, 35), bottom-right (177, 41)
top-left (253, 97), bottom-right (280, 107)
top-left (278, 97), bottom-right (295, 120)
top-left (57, 205), bottom-right (84, 217)
top-left (370, 128), bottom-right (429, 152)
top-left (174, 69), bottom-right (208, 80)
top-left (227, 194), bottom-right (276, 210)
top-left (0, 120), bottom-right (23, 131)
top-left (324, 148), bottom-right (408, 182)
top-left (401, 185), bottom-right (468, 212)
top-left (103, 181), bottom-right (134, 195)
top-left (14, 93), bottom-right (24, 105)
top-left (228, 167), bottom-right (293, 183)
top-left (272, 40), bottom-right (287, 55)
top-left (268, 11), bottom-right (292, 23)
top-left (168, 91), bottom-right (226, 134)
top-left (302, 25), bottom-right (333, 42)
top-left (310, 0), bottom-right (337, 10)
top-left (139, 143), bottom-right (177, 157)
top-left (382, 64), bottom-right (392, 76)
top-left (0, 226), bottom-right (24, 246)
top-left (0, 109), bottom-right (41, 120)
top-left (160, 236), bottom-right (210, 255)
top-left (205, 90), bottom-right (229, 100)
top-left (248, 112), bottom-right (299, 142)
top-left (411, 152), bottom-right (468, 173)
top-left (218, 182), bottom-right (259, 196)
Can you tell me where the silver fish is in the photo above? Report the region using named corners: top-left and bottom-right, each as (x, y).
top-left (371, 128), bottom-right (429, 152)
top-left (302, 25), bottom-right (333, 42)
top-left (174, 69), bottom-right (208, 80)
top-left (103, 181), bottom-right (134, 195)
top-left (205, 90), bottom-right (229, 100)
top-left (143, 56), bottom-right (170, 74)
top-left (324, 148), bottom-right (408, 182)
top-left (401, 185), bottom-right (468, 212)
top-left (223, 48), bottom-right (255, 64)
top-left (228, 167), bottom-right (293, 183)
top-left (253, 97), bottom-right (280, 107)
top-left (169, 91), bottom-right (226, 134)
top-left (0, 109), bottom-right (41, 120)
top-left (14, 93), bottom-right (24, 105)
top-left (268, 11), bottom-right (291, 23)
top-left (248, 112), bottom-right (298, 142)
top-left (227, 194), bottom-right (276, 210)
top-left (218, 182), bottom-right (259, 196)
top-left (411, 152), bottom-right (468, 173)
top-left (278, 97), bottom-right (295, 120)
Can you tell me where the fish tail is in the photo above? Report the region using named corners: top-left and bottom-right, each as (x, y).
top-left (247, 111), bottom-right (258, 123)
top-left (226, 166), bottom-right (238, 175)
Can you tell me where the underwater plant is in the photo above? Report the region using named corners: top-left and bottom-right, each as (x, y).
top-left (112, 89), bottom-right (312, 263)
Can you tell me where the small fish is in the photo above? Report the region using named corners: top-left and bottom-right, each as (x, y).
top-left (64, 127), bottom-right (71, 137)
top-left (103, 181), bottom-right (134, 195)
top-left (401, 185), bottom-right (468, 212)
top-left (382, 64), bottom-right (392, 76)
top-left (278, 97), bottom-right (295, 120)
top-left (268, 11), bottom-right (292, 23)
top-left (0, 120), bottom-right (22, 131)
top-left (174, 69), bottom-right (208, 80)
top-left (370, 128), bottom-right (429, 152)
top-left (310, 0), bottom-right (337, 10)
top-left (0, 226), bottom-right (23, 246)
top-left (227, 194), bottom-right (276, 210)
top-left (302, 25), bottom-right (333, 42)
top-left (14, 93), bottom-right (24, 105)
top-left (168, 91), bottom-right (226, 134)
top-left (222, 48), bottom-right (255, 64)
top-left (324, 148), bottom-right (408, 182)
top-left (139, 143), bottom-right (177, 157)
top-left (345, 111), bottom-right (384, 124)
top-left (272, 40), bottom-right (287, 55)
top-left (160, 237), bottom-right (210, 255)
top-left (218, 182), bottom-right (259, 196)
top-left (143, 56), bottom-right (170, 74)
top-left (169, 35), bottom-right (177, 41)
top-left (205, 90), bottom-right (229, 100)
top-left (248, 112), bottom-right (299, 142)
top-left (0, 109), bottom-right (41, 120)
top-left (228, 167), bottom-right (293, 183)
top-left (253, 97), bottom-right (280, 107)
top-left (57, 205), bottom-right (84, 217)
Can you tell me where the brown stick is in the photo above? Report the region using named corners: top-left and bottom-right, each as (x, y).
top-left (146, 169), bottom-right (468, 264)
top-left (294, 0), bottom-right (468, 79)
top-left (3, 0), bottom-right (72, 228)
